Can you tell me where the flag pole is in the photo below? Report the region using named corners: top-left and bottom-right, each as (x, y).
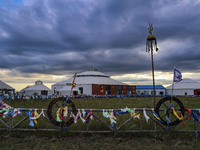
top-left (171, 80), bottom-right (175, 104)
top-left (70, 73), bottom-right (77, 98)
top-left (171, 67), bottom-right (182, 104)
top-left (151, 40), bottom-right (156, 108)
top-left (170, 67), bottom-right (174, 104)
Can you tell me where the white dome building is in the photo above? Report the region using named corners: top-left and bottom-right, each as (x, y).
top-left (58, 85), bottom-right (80, 97)
top-left (166, 78), bottom-right (200, 96)
top-left (0, 80), bottom-right (15, 96)
top-left (52, 67), bottom-right (136, 96)
top-left (20, 80), bottom-right (52, 96)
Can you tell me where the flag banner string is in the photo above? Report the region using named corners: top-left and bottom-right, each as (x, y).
top-left (2, 100), bottom-right (200, 131)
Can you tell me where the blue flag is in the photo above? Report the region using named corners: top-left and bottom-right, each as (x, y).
top-left (174, 68), bottom-right (182, 82)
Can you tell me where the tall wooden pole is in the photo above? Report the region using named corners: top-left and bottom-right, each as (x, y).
top-left (150, 41), bottom-right (156, 108)
top-left (147, 22), bottom-right (158, 108)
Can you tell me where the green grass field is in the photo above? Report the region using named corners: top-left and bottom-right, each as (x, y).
top-left (1, 97), bottom-right (200, 150)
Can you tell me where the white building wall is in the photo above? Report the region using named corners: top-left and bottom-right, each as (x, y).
top-left (51, 84), bottom-right (65, 95)
top-left (156, 89), bottom-right (166, 95)
top-left (60, 91), bottom-right (71, 97)
top-left (166, 89), bottom-right (194, 96)
top-left (51, 84), bottom-right (65, 91)
top-left (25, 90), bottom-right (41, 96)
top-left (55, 84), bottom-right (92, 96)
top-left (24, 90), bottom-right (52, 96)
top-left (48, 90), bottom-right (53, 95)
top-left (76, 84), bottom-right (92, 95)
top-left (136, 89), bottom-right (166, 96)
top-left (59, 90), bottom-right (79, 97)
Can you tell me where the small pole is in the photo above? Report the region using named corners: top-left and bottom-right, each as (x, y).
top-left (140, 111), bottom-right (143, 131)
top-left (113, 110), bottom-right (117, 136)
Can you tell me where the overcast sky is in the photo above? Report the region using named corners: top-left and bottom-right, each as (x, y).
top-left (0, 0), bottom-right (200, 91)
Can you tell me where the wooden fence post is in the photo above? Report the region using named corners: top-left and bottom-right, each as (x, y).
top-left (9, 115), bottom-right (13, 131)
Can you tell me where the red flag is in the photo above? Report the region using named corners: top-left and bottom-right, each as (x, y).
top-left (71, 73), bottom-right (77, 89)
top-left (72, 83), bottom-right (76, 89)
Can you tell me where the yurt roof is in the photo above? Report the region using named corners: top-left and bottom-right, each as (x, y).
top-left (58, 86), bottom-right (79, 91)
top-left (77, 71), bottom-right (109, 77)
top-left (54, 70), bottom-right (126, 86)
top-left (0, 80), bottom-right (15, 90)
top-left (166, 78), bottom-right (200, 90)
top-left (25, 81), bottom-right (51, 91)
top-left (19, 86), bottom-right (31, 92)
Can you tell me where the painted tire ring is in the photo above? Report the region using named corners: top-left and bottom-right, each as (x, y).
top-left (155, 96), bottom-right (185, 126)
top-left (47, 97), bottom-right (77, 127)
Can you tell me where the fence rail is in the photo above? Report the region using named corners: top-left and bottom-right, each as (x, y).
top-left (0, 107), bottom-right (200, 136)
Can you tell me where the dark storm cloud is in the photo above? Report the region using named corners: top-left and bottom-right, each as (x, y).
top-left (0, 0), bottom-right (200, 77)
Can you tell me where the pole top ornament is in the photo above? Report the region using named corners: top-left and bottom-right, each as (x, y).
top-left (148, 22), bottom-right (153, 35)
top-left (147, 22), bottom-right (156, 41)
top-left (146, 22), bottom-right (158, 52)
